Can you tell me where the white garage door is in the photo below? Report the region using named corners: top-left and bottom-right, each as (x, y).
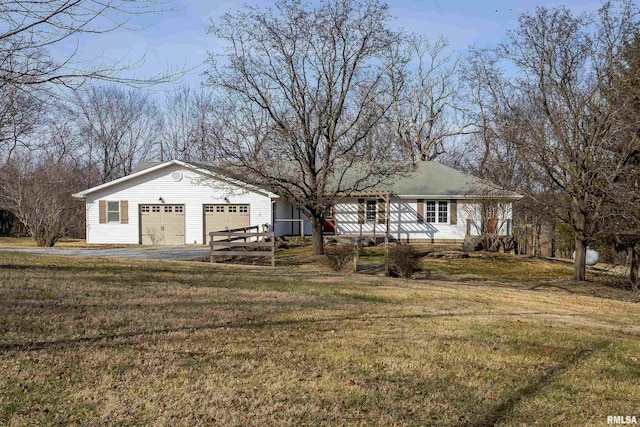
top-left (140, 204), bottom-right (185, 245)
top-left (203, 204), bottom-right (250, 244)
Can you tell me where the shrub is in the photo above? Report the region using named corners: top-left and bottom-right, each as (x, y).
top-left (324, 244), bottom-right (353, 272)
top-left (391, 244), bottom-right (420, 278)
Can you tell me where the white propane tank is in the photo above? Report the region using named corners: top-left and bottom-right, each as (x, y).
top-left (572, 247), bottom-right (599, 266)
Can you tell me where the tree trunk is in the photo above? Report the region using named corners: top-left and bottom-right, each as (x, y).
top-left (573, 237), bottom-right (587, 281)
top-left (630, 245), bottom-right (638, 292)
top-left (311, 217), bottom-right (324, 256)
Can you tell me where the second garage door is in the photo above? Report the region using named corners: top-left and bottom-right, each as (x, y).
top-left (203, 204), bottom-right (250, 244)
top-left (140, 204), bottom-right (185, 245)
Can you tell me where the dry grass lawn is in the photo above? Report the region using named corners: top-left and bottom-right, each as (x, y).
top-left (0, 237), bottom-right (130, 250)
top-left (0, 250), bottom-right (639, 426)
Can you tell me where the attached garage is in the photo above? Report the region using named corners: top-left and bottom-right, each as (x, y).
top-left (140, 204), bottom-right (185, 245)
top-left (73, 160), bottom-right (276, 245)
top-left (203, 204), bottom-right (250, 243)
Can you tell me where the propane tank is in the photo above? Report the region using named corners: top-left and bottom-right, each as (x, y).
top-left (572, 247), bottom-right (599, 266)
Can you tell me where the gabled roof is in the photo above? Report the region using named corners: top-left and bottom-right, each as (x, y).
top-left (72, 160), bottom-right (278, 199)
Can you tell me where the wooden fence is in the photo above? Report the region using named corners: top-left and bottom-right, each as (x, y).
top-left (209, 225), bottom-right (275, 267)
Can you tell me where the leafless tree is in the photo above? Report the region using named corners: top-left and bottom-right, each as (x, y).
top-left (389, 36), bottom-right (471, 162)
top-left (465, 1), bottom-right (640, 281)
top-left (0, 147), bottom-right (93, 247)
top-left (205, 0), bottom-right (410, 255)
top-left (159, 86), bottom-right (216, 162)
top-left (0, 0), bottom-right (179, 95)
top-left (0, 86), bottom-right (44, 163)
top-left (598, 30), bottom-right (640, 290)
top-left (73, 85), bottom-right (159, 183)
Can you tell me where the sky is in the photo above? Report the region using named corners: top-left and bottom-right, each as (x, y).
top-left (72, 0), bottom-right (605, 91)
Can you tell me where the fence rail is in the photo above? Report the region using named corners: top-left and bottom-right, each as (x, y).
top-left (209, 224), bottom-right (275, 267)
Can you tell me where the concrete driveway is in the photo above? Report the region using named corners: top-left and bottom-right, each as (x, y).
top-left (0, 246), bottom-right (210, 261)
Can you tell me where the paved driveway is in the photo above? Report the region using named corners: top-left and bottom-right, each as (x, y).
top-left (0, 246), bottom-right (210, 261)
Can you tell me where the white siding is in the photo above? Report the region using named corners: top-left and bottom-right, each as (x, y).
top-left (84, 164), bottom-right (272, 244)
top-left (333, 198), bottom-right (513, 241)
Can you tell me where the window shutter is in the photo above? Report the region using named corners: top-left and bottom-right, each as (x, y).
top-left (99, 200), bottom-right (106, 224)
top-left (377, 199), bottom-right (386, 224)
top-left (120, 200), bottom-right (129, 224)
top-left (417, 199), bottom-right (424, 224)
top-left (357, 199), bottom-right (365, 225)
top-left (450, 200), bottom-right (457, 225)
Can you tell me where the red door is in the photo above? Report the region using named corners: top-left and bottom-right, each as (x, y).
top-left (323, 206), bottom-right (335, 233)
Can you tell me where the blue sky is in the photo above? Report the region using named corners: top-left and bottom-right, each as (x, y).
top-left (73, 0), bottom-right (604, 90)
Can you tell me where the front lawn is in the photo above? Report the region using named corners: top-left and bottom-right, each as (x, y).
top-left (0, 252), bottom-right (638, 425)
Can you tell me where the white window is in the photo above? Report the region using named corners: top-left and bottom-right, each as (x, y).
top-left (424, 201), bottom-right (448, 224)
top-left (425, 201), bottom-right (436, 223)
top-left (366, 200), bottom-right (377, 222)
top-left (438, 202), bottom-right (448, 223)
top-left (107, 201), bottom-right (120, 223)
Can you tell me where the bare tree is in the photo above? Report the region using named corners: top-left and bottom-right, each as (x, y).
top-left (465, 1), bottom-right (640, 281)
top-left (0, 0), bottom-right (179, 95)
top-left (0, 147), bottom-right (92, 247)
top-left (0, 86), bottom-right (44, 163)
top-left (599, 30), bottom-right (640, 290)
top-left (159, 86), bottom-right (216, 162)
top-left (74, 85), bottom-right (159, 183)
top-left (205, 0), bottom-right (409, 255)
top-left (389, 36), bottom-right (471, 162)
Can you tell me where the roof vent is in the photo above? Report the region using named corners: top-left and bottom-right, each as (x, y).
top-left (171, 171), bottom-right (183, 182)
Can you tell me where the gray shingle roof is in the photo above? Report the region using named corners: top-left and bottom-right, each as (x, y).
top-left (131, 160), bottom-right (520, 199)
top-left (385, 161), bottom-right (513, 197)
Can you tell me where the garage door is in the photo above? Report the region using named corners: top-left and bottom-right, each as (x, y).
top-left (203, 204), bottom-right (250, 244)
top-left (140, 204), bottom-right (185, 245)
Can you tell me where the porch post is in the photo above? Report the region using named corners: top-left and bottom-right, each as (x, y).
top-left (385, 194), bottom-right (391, 277)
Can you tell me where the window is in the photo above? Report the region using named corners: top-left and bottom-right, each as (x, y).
top-left (175, 206), bottom-right (184, 213)
top-left (228, 206), bottom-right (238, 213)
top-left (438, 202), bottom-right (448, 223)
top-left (216, 206), bottom-right (224, 213)
top-left (366, 200), bottom-right (377, 222)
top-left (239, 206), bottom-right (248, 213)
top-left (141, 206), bottom-right (150, 213)
top-left (152, 206), bottom-right (161, 213)
top-left (424, 201), bottom-right (448, 224)
top-left (425, 201), bottom-right (436, 223)
top-left (107, 201), bottom-right (120, 223)
top-left (164, 206), bottom-right (173, 213)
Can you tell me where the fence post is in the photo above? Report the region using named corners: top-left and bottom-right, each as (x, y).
top-left (353, 238), bottom-right (359, 273)
top-left (271, 238), bottom-right (275, 267)
top-left (384, 235), bottom-right (389, 277)
top-left (209, 232), bottom-right (215, 263)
